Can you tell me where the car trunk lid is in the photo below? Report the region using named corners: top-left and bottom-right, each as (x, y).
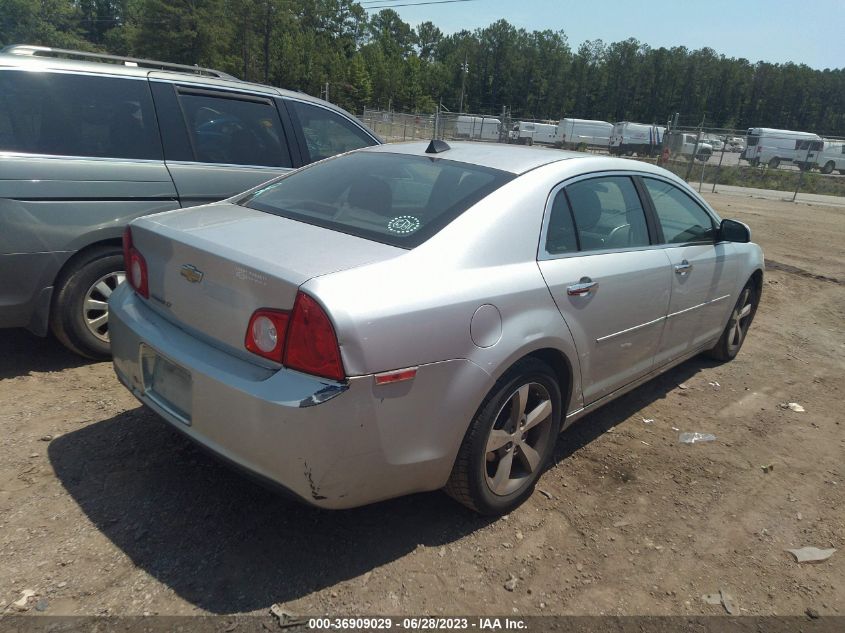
top-left (130, 202), bottom-right (404, 362)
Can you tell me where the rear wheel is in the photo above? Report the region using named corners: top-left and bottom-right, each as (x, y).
top-left (705, 280), bottom-right (758, 362)
top-left (445, 358), bottom-right (562, 515)
top-left (50, 246), bottom-right (125, 360)
top-left (820, 161), bottom-right (835, 175)
top-left (767, 157), bottom-right (780, 169)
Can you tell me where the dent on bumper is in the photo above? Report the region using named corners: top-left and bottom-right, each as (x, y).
top-left (109, 285), bottom-right (491, 509)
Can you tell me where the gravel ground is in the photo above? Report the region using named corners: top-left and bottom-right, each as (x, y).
top-left (1, 193), bottom-right (843, 618)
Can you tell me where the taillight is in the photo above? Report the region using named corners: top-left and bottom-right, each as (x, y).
top-left (245, 309), bottom-right (289, 362)
top-left (244, 291), bottom-right (345, 382)
top-left (122, 226), bottom-right (149, 299)
top-left (284, 292), bottom-right (345, 381)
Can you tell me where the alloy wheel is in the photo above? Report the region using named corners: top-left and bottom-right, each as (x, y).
top-left (484, 382), bottom-right (554, 496)
top-left (83, 271), bottom-right (125, 343)
top-left (727, 288), bottom-right (753, 354)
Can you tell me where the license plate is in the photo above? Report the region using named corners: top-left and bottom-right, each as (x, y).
top-left (141, 346), bottom-right (192, 424)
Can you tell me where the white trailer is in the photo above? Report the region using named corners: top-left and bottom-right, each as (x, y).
top-left (510, 121), bottom-right (557, 145)
top-left (454, 115), bottom-right (501, 141)
top-left (554, 118), bottom-right (613, 149)
top-left (742, 127), bottom-right (822, 168)
top-left (609, 122), bottom-right (665, 157)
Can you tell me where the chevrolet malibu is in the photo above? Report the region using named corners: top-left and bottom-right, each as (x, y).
top-left (109, 141), bottom-right (763, 515)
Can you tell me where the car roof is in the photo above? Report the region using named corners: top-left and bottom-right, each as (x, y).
top-left (363, 141), bottom-right (583, 174)
top-left (0, 48), bottom-right (347, 112)
top-left (362, 141), bottom-right (679, 176)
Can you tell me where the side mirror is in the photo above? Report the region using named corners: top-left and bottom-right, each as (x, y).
top-left (719, 218), bottom-right (751, 243)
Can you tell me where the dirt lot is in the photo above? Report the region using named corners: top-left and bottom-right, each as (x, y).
top-left (1, 193), bottom-right (843, 619)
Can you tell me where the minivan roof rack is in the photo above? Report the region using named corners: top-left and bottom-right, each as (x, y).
top-left (0, 45), bottom-right (238, 80)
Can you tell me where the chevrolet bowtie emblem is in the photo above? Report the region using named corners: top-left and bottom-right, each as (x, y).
top-left (180, 264), bottom-right (204, 283)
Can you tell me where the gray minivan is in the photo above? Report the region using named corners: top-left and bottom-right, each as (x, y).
top-left (0, 45), bottom-right (380, 358)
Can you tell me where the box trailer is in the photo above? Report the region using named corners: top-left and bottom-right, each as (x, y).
top-left (742, 127), bottom-right (822, 168)
top-left (609, 122), bottom-right (665, 156)
top-left (554, 118), bottom-right (613, 149)
top-left (454, 115), bottom-right (502, 141)
top-left (509, 121), bottom-right (557, 145)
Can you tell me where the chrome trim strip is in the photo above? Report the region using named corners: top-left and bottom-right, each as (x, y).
top-left (0, 151), bottom-right (164, 164)
top-left (667, 300), bottom-right (709, 319)
top-left (596, 315), bottom-right (666, 343)
top-left (166, 160), bottom-right (293, 171)
top-left (667, 293), bottom-right (732, 319)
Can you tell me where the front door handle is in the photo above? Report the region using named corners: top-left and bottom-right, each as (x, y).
top-left (567, 277), bottom-right (598, 296)
top-left (674, 260), bottom-right (693, 275)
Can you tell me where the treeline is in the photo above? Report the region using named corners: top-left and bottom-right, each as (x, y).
top-left (2, 0), bottom-right (844, 134)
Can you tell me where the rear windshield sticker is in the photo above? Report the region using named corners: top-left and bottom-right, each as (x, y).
top-left (387, 215), bottom-right (421, 235)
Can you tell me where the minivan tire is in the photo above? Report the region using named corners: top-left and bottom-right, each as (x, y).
top-left (767, 157), bottom-right (780, 169)
top-left (445, 358), bottom-right (562, 515)
top-left (51, 246), bottom-right (125, 360)
top-left (820, 161), bottom-right (835, 175)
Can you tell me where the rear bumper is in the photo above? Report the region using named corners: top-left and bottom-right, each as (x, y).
top-left (108, 284), bottom-right (490, 509)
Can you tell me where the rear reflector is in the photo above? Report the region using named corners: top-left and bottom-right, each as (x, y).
top-left (374, 368), bottom-right (418, 385)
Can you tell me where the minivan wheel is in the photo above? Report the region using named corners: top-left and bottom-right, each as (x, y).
top-left (705, 280), bottom-right (758, 362)
top-left (820, 161), bottom-right (835, 175)
top-left (767, 157), bottom-right (780, 169)
top-left (445, 358), bottom-right (562, 515)
top-left (51, 246), bottom-right (125, 360)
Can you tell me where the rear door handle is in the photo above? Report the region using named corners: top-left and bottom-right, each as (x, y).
top-left (674, 260), bottom-right (693, 275)
top-left (567, 277), bottom-right (598, 296)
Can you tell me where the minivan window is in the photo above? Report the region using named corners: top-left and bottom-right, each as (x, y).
top-left (643, 178), bottom-right (715, 244)
top-left (290, 101), bottom-right (375, 163)
top-left (0, 70), bottom-right (161, 160)
top-left (242, 152), bottom-right (513, 248)
top-left (564, 176), bottom-right (650, 251)
top-left (177, 92), bottom-right (291, 167)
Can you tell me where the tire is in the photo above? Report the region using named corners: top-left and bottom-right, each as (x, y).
top-left (767, 157), bottom-right (780, 169)
top-left (50, 246), bottom-right (125, 360)
top-left (445, 358), bottom-right (562, 515)
top-left (705, 280), bottom-right (759, 362)
top-left (820, 161), bottom-right (835, 175)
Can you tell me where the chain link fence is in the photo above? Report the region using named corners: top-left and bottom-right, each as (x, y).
top-left (359, 109), bottom-right (845, 204)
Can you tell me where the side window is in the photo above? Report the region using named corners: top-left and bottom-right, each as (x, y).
top-left (643, 178), bottom-right (715, 244)
top-left (564, 176), bottom-right (650, 252)
top-left (545, 190), bottom-right (578, 254)
top-left (289, 101), bottom-right (375, 163)
top-left (0, 70), bottom-right (161, 160)
top-left (177, 91), bottom-right (291, 167)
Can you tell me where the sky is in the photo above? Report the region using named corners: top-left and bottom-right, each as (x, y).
top-left (360, 0), bottom-right (844, 71)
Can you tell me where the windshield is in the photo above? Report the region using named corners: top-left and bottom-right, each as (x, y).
top-left (240, 152), bottom-right (514, 248)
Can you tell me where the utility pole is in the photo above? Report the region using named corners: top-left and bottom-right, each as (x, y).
top-left (459, 54), bottom-right (468, 114)
top-left (325, 81), bottom-right (330, 103)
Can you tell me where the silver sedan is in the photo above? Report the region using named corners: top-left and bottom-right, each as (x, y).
top-left (109, 141), bottom-right (763, 514)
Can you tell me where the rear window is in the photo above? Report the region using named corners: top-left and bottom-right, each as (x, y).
top-left (241, 152), bottom-right (514, 248)
top-left (0, 69), bottom-right (161, 160)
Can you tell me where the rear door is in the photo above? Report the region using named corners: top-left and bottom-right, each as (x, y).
top-left (538, 174), bottom-right (671, 405)
top-left (150, 80), bottom-right (294, 207)
top-left (640, 177), bottom-right (739, 366)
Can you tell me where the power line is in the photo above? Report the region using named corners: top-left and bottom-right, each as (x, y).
top-left (360, 0), bottom-right (480, 9)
